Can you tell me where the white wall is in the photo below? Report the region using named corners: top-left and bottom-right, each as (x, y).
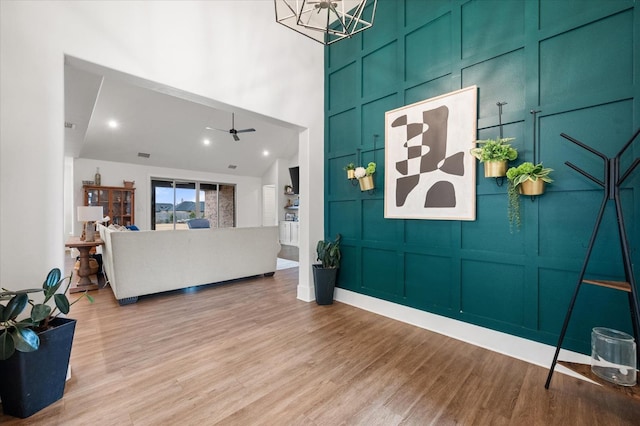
top-left (262, 157), bottom-right (283, 222)
top-left (288, 152), bottom-right (299, 169)
top-left (263, 156), bottom-right (304, 223)
top-left (0, 1), bottom-right (324, 296)
top-left (63, 157), bottom-right (75, 240)
top-left (73, 158), bottom-right (263, 232)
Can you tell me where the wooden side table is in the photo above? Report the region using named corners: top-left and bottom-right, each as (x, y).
top-left (65, 236), bottom-right (103, 293)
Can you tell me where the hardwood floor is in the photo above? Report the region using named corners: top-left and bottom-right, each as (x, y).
top-left (2, 267), bottom-right (640, 425)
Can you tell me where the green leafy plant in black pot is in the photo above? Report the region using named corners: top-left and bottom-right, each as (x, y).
top-left (0, 268), bottom-right (93, 418)
top-left (313, 234), bottom-right (341, 305)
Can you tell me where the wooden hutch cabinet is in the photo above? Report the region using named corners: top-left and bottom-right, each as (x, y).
top-left (83, 185), bottom-right (135, 226)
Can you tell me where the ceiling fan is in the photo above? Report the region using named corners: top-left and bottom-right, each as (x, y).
top-left (206, 112), bottom-right (255, 141)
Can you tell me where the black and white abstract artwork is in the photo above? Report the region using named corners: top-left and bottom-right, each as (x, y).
top-left (384, 86), bottom-right (477, 220)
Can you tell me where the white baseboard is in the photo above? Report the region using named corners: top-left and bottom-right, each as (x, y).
top-left (297, 283), bottom-right (314, 302)
top-left (334, 287), bottom-right (594, 383)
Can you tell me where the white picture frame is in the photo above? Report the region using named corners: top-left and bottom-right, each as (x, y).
top-left (384, 86), bottom-right (477, 220)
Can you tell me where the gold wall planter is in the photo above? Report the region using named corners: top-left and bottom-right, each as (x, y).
top-left (359, 175), bottom-right (374, 191)
top-left (347, 169), bottom-right (355, 179)
top-left (519, 179), bottom-right (545, 196)
top-left (484, 160), bottom-right (508, 177)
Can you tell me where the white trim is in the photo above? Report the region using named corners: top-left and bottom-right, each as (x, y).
top-left (334, 287), bottom-right (596, 384)
top-left (297, 283), bottom-right (314, 302)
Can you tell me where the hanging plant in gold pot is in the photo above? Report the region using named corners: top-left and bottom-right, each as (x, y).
top-left (506, 162), bottom-right (553, 231)
top-left (344, 162), bottom-right (355, 179)
top-left (470, 137), bottom-right (518, 178)
top-left (354, 162), bottom-right (376, 191)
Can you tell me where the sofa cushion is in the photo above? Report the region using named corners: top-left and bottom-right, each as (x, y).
top-left (187, 218), bottom-right (210, 229)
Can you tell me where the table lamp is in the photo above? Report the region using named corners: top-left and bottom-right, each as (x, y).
top-left (77, 206), bottom-right (104, 242)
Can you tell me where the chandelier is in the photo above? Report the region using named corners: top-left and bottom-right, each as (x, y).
top-left (274, 0), bottom-right (377, 45)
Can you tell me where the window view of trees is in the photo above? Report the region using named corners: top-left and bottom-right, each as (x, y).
top-left (151, 179), bottom-right (235, 230)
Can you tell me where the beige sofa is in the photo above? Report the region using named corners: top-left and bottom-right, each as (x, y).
top-left (98, 224), bottom-right (280, 304)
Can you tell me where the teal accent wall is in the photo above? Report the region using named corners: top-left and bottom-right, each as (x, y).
top-left (325, 0), bottom-right (640, 355)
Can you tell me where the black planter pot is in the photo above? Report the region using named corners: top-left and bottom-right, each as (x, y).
top-left (313, 264), bottom-right (338, 305)
top-left (0, 317), bottom-right (77, 418)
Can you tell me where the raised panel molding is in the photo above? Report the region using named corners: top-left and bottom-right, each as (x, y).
top-left (461, 194), bottom-right (525, 255)
top-left (325, 1), bottom-right (639, 355)
top-left (362, 41), bottom-right (399, 98)
top-left (538, 100), bottom-right (634, 191)
top-left (337, 244), bottom-right (360, 292)
top-left (362, 94), bottom-right (399, 146)
top-left (405, 252), bottom-right (454, 309)
top-left (328, 62), bottom-right (357, 111)
top-left (461, 260), bottom-right (526, 326)
top-left (539, 0), bottom-right (634, 31)
top-left (362, 247), bottom-right (399, 297)
top-left (405, 13), bottom-right (452, 84)
top-left (328, 155), bottom-right (357, 198)
top-left (362, 0), bottom-right (398, 51)
top-left (405, 75), bottom-right (454, 106)
top-left (539, 189), bottom-right (625, 267)
top-left (328, 108), bottom-right (357, 154)
top-left (461, 0), bottom-right (525, 59)
top-left (328, 200), bottom-right (358, 240)
top-left (539, 11), bottom-right (633, 106)
top-left (328, 39), bottom-right (360, 70)
top-left (405, 0), bottom-right (451, 29)
top-left (362, 198), bottom-right (397, 242)
top-left (461, 49), bottom-right (526, 120)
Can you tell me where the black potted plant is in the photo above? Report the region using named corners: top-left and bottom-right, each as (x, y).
top-left (0, 268), bottom-right (93, 418)
top-left (313, 234), bottom-right (341, 305)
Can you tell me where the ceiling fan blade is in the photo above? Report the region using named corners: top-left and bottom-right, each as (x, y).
top-left (205, 126), bottom-right (228, 133)
top-left (206, 112), bottom-right (255, 141)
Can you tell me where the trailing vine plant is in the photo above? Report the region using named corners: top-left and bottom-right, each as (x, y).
top-left (506, 162), bottom-right (554, 232)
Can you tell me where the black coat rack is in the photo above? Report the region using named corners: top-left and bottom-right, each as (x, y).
top-left (545, 128), bottom-right (640, 390)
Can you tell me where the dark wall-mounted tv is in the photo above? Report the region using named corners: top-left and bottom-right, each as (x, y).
top-left (289, 166), bottom-right (300, 194)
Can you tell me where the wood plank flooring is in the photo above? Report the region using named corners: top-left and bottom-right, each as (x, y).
top-left (2, 267), bottom-right (640, 425)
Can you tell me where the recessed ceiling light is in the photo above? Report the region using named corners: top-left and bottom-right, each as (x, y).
top-left (107, 119), bottom-right (119, 129)
top-left (263, 150), bottom-right (269, 156)
top-left (203, 138), bottom-right (211, 146)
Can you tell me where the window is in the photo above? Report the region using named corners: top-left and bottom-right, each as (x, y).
top-left (151, 179), bottom-right (235, 230)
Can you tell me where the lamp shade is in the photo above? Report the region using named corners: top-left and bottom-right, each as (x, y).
top-left (77, 206), bottom-right (104, 222)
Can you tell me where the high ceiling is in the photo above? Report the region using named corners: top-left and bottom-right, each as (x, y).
top-left (64, 59), bottom-right (300, 178)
